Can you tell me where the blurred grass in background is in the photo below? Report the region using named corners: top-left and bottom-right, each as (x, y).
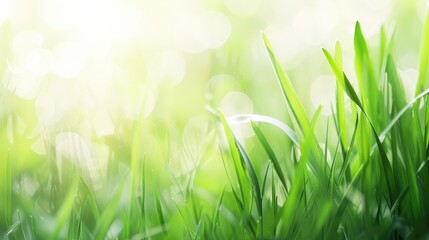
top-left (1, 0), bottom-right (429, 239)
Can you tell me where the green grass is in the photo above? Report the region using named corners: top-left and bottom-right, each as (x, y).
top-left (2, 9), bottom-right (429, 240)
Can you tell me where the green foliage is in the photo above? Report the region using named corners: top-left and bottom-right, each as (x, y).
top-left (1, 9), bottom-right (429, 240)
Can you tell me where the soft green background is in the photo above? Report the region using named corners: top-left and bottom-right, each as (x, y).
top-left (1, 0), bottom-right (429, 239)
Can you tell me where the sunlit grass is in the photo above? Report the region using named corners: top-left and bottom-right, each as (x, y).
top-left (1, 1), bottom-right (429, 240)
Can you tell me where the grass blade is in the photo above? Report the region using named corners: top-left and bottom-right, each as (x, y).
top-left (95, 182), bottom-right (124, 240)
top-left (153, 183), bottom-right (166, 234)
top-left (51, 180), bottom-right (78, 240)
top-left (251, 121), bottom-right (288, 193)
top-left (324, 48), bottom-right (396, 206)
top-left (5, 150), bottom-right (11, 228)
top-left (227, 114), bottom-right (299, 146)
top-left (80, 177), bottom-right (101, 221)
top-left (262, 32), bottom-right (312, 135)
top-left (416, 11), bottom-right (429, 95)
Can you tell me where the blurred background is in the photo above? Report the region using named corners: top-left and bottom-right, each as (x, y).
top-left (0, 0), bottom-right (428, 206)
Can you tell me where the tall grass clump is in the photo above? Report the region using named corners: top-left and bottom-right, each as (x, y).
top-left (216, 13), bottom-right (429, 239)
top-left (1, 9), bottom-right (429, 240)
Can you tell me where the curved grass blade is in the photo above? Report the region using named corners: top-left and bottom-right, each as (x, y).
top-left (377, 87), bottom-right (429, 144)
top-left (218, 109), bottom-right (250, 212)
top-left (227, 114), bottom-right (299, 146)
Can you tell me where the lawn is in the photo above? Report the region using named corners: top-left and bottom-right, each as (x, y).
top-left (1, 1), bottom-right (429, 239)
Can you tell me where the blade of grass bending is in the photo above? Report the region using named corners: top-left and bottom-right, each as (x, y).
top-left (323, 49), bottom-right (363, 110)
top-left (218, 109), bottom-right (250, 213)
top-left (251, 121), bottom-right (288, 193)
top-left (324, 48), bottom-right (396, 206)
top-left (95, 182), bottom-right (124, 240)
top-left (377, 87), bottom-right (429, 144)
top-left (227, 114), bottom-right (299, 146)
top-left (219, 109), bottom-right (263, 236)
